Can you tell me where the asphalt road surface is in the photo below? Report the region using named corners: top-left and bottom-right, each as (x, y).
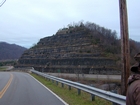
top-left (0, 72), bottom-right (68, 105)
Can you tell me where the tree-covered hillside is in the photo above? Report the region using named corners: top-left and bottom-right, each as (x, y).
top-left (57, 21), bottom-right (140, 65)
top-left (0, 42), bottom-right (27, 60)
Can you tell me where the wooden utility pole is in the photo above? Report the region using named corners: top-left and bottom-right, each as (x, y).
top-left (119, 0), bottom-right (130, 95)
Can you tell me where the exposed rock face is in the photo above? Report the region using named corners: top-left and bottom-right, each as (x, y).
top-left (17, 26), bottom-right (121, 74)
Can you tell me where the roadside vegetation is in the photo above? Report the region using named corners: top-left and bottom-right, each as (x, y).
top-left (0, 66), bottom-right (6, 71)
top-left (0, 60), bottom-right (16, 71)
top-left (31, 73), bottom-right (112, 105)
top-left (0, 60), bottom-right (17, 66)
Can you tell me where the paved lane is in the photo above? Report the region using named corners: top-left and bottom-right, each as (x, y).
top-left (0, 72), bottom-right (11, 92)
top-left (0, 72), bottom-right (67, 105)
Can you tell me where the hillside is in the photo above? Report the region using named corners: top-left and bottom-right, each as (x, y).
top-left (0, 42), bottom-right (27, 60)
top-left (16, 22), bottom-right (140, 74)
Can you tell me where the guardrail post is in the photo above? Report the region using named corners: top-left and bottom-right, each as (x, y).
top-left (90, 84), bottom-right (95, 101)
top-left (111, 90), bottom-right (118, 105)
top-left (91, 94), bottom-right (95, 101)
top-left (61, 83), bottom-right (64, 88)
top-left (68, 85), bottom-right (71, 90)
top-left (78, 89), bottom-right (81, 95)
top-left (56, 81), bottom-right (58, 86)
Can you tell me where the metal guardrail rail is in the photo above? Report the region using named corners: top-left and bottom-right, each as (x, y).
top-left (31, 69), bottom-right (126, 105)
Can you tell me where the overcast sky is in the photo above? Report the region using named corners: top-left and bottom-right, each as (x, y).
top-left (0, 0), bottom-right (139, 48)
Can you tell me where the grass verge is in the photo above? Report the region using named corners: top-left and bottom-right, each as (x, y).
top-left (31, 73), bottom-right (112, 105)
top-left (0, 66), bottom-right (6, 71)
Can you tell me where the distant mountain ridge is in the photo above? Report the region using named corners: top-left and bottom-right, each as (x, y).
top-left (0, 42), bottom-right (27, 60)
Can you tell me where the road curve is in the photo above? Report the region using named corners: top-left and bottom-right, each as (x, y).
top-left (0, 72), bottom-right (68, 105)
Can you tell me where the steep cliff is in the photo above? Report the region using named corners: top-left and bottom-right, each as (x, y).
top-left (16, 23), bottom-right (121, 74)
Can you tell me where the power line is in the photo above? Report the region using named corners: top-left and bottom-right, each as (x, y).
top-left (0, 0), bottom-right (6, 7)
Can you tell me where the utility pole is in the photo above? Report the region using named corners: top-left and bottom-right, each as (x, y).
top-left (119, 0), bottom-right (130, 95)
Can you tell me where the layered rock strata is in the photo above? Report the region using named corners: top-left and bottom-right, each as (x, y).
top-left (17, 27), bottom-right (121, 74)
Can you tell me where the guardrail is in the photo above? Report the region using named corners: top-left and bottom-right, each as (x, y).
top-left (31, 69), bottom-right (126, 105)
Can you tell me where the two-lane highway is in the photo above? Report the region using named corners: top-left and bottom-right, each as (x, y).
top-left (0, 72), bottom-right (68, 105)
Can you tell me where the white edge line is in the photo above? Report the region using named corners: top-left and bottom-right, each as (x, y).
top-left (28, 74), bottom-right (69, 105)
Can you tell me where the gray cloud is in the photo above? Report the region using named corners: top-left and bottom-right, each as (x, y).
top-left (0, 0), bottom-right (139, 48)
